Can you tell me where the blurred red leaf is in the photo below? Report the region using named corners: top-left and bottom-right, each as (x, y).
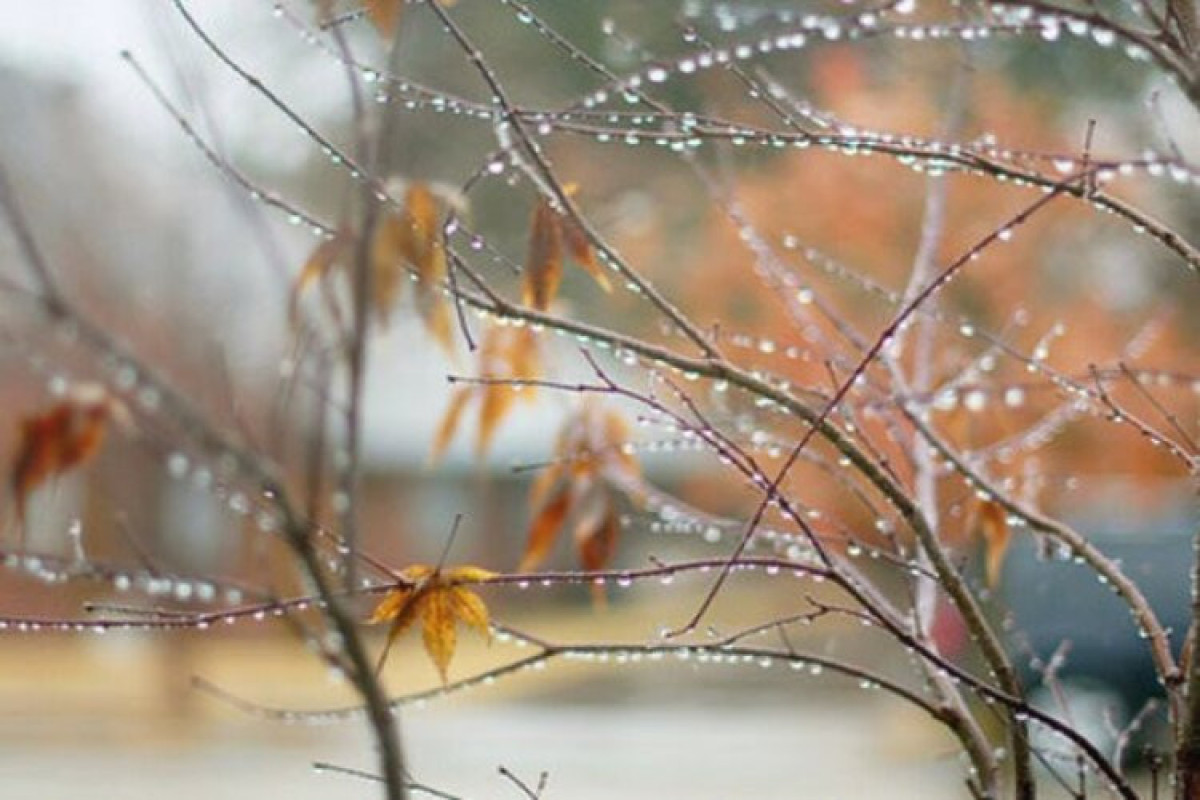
top-left (11, 389), bottom-right (118, 522)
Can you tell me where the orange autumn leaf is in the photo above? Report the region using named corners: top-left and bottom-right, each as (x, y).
top-left (578, 509), bottom-right (619, 606)
top-left (371, 213), bottom-right (409, 323)
top-left (431, 325), bottom-right (541, 461)
top-left (561, 212), bottom-right (610, 293)
top-left (291, 183), bottom-right (456, 346)
top-left (506, 326), bottom-right (541, 382)
top-left (289, 229), bottom-right (352, 327)
top-left (979, 500), bottom-right (1012, 588)
top-left (527, 460), bottom-right (563, 511)
top-left (602, 411), bottom-right (640, 485)
top-left (523, 198), bottom-right (563, 311)
top-left (521, 186), bottom-right (609, 311)
top-left (476, 383), bottom-right (517, 457)
top-left (419, 291), bottom-right (454, 354)
top-left (519, 487), bottom-right (571, 572)
top-left (388, 183), bottom-right (453, 349)
top-left (11, 389), bottom-right (120, 522)
top-left (517, 403), bottom-right (640, 574)
top-left (577, 509), bottom-right (619, 573)
top-left (431, 386), bottom-right (471, 463)
top-left (368, 564), bottom-right (495, 683)
top-left (290, 225), bottom-right (401, 327)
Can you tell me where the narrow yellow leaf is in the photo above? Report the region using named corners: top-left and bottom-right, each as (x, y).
top-left (399, 564), bottom-right (437, 584)
top-left (448, 586), bottom-right (492, 641)
top-left (509, 327), bottom-right (541, 381)
top-left (371, 212), bottom-right (408, 323)
top-left (289, 232), bottom-right (349, 326)
top-left (443, 565), bottom-right (498, 584)
top-left (419, 290), bottom-right (454, 354)
top-left (367, 586), bottom-right (415, 625)
top-left (403, 183), bottom-right (444, 282)
top-left (431, 386), bottom-right (471, 463)
top-left (477, 384), bottom-right (515, 456)
top-left (578, 508), bottom-right (618, 609)
top-left (528, 461), bottom-right (563, 511)
top-left (562, 217), bottom-right (611, 292)
top-left (420, 586), bottom-right (457, 683)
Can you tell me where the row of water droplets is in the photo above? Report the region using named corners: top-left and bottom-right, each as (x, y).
top-left (5, 339), bottom-right (297, 612)
top-left (265, 0), bottom-right (1200, 203)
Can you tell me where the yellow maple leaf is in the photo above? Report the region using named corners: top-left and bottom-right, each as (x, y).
top-left (368, 564), bottom-right (496, 682)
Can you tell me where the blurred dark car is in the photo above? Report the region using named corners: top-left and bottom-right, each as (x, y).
top-left (995, 512), bottom-right (1193, 760)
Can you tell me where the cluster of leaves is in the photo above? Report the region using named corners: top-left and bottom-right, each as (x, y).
top-left (291, 182), bottom-right (455, 351)
top-left (433, 186), bottom-right (611, 458)
top-left (521, 402), bottom-right (640, 576)
top-left (284, 152), bottom-right (632, 676)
